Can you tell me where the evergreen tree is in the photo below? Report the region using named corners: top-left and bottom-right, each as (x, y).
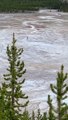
top-left (0, 86), bottom-right (8, 120)
top-left (3, 33), bottom-right (29, 120)
top-left (21, 109), bottom-right (31, 120)
top-left (47, 95), bottom-right (55, 120)
top-left (0, 84), bottom-right (11, 120)
top-left (36, 109), bottom-right (42, 120)
top-left (61, 105), bottom-right (68, 120)
top-left (31, 111), bottom-right (35, 120)
top-left (50, 65), bottom-right (68, 120)
top-left (41, 112), bottom-right (47, 120)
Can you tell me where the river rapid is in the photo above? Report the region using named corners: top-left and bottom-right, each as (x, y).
top-left (0, 9), bottom-right (68, 112)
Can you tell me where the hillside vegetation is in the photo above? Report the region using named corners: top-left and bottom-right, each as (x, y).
top-left (0, 0), bottom-right (68, 12)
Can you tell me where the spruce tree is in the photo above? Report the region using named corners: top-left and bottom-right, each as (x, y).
top-left (36, 109), bottom-right (42, 120)
top-left (0, 83), bottom-right (11, 120)
top-left (50, 65), bottom-right (68, 120)
top-left (21, 109), bottom-right (31, 120)
top-left (47, 95), bottom-right (55, 120)
top-left (0, 86), bottom-right (8, 120)
top-left (41, 112), bottom-right (47, 120)
top-left (31, 111), bottom-right (35, 120)
top-left (3, 33), bottom-right (29, 120)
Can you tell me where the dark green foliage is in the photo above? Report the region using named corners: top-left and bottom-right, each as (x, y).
top-left (47, 95), bottom-right (55, 120)
top-left (31, 111), bottom-right (35, 120)
top-left (2, 33), bottom-right (29, 119)
top-left (21, 109), bottom-right (31, 120)
top-left (36, 109), bottom-right (42, 120)
top-left (0, 86), bottom-right (8, 120)
top-left (41, 112), bottom-right (47, 120)
top-left (0, 0), bottom-right (68, 12)
top-left (0, 84), bottom-right (13, 120)
top-left (49, 65), bottom-right (68, 120)
top-left (60, 1), bottom-right (68, 12)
